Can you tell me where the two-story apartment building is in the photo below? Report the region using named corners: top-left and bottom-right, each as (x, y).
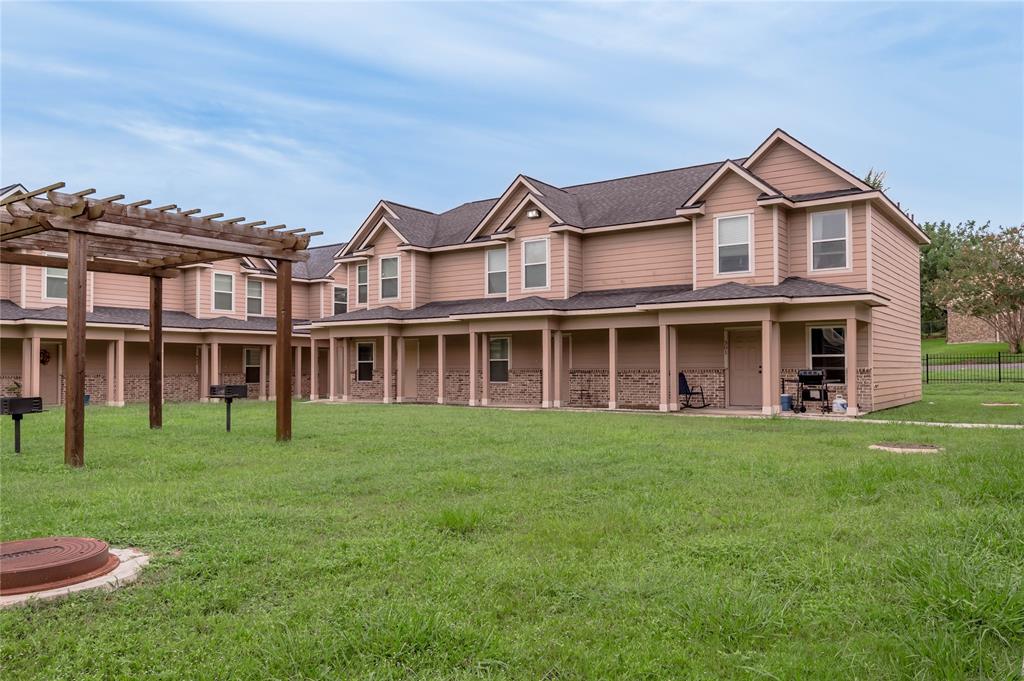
top-left (306, 129), bottom-right (927, 415)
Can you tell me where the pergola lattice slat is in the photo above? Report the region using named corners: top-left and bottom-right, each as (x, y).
top-left (0, 182), bottom-right (309, 466)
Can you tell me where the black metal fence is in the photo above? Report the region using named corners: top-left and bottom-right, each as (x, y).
top-left (922, 353), bottom-right (1024, 383)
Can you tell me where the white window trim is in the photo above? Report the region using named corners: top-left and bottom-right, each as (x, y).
top-left (807, 207), bottom-right (852, 272)
top-left (243, 346), bottom-right (262, 384)
top-left (713, 212), bottom-right (754, 278)
top-left (356, 341), bottom-right (375, 382)
top-left (41, 265), bottom-right (68, 302)
top-left (520, 237), bottom-right (550, 291)
top-left (333, 285), bottom-right (348, 315)
top-left (245, 277), bottom-right (263, 317)
top-left (806, 324), bottom-right (847, 382)
top-left (211, 271), bottom-right (235, 313)
top-left (484, 246), bottom-right (508, 297)
top-left (378, 255), bottom-right (400, 302)
top-left (488, 335), bottom-right (511, 384)
top-left (356, 263), bottom-right (369, 306)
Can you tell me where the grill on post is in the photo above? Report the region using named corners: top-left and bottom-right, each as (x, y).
top-left (209, 384), bottom-right (247, 432)
top-left (1, 397), bottom-right (45, 453)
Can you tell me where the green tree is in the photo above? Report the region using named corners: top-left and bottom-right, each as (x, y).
top-left (863, 167), bottom-right (889, 192)
top-left (931, 225), bottom-right (1024, 353)
top-left (918, 221), bottom-right (978, 333)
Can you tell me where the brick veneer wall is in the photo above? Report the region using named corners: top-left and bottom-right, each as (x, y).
top-left (946, 310), bottom-right (999, 344)
top-left (488, 368), bottom-right (542, 406)
top-left (568, 369), bottom-right (609, 407)
top-left (1, 375), bottom-right (21, 398)
top-left (416, 369), bottom-right (438, 403)
top-left (780, 367), bottom-right (872, 413)
top-left (347, 370), bottom-right (397, 401)
top-left (616, 369), bottom-right (660, 409)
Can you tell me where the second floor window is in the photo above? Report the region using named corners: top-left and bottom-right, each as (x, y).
top-left (246, 278), bottom-right (263, 315)
top-left (356, 264), bottom-right (368, 304)
top-left (486, 247), bottom-right (507, 295)
top-left (522, 238), bottom-right (548, 289)
top-left (244, 347), bottom-right (261, 383)
top-left (333, 286), bottom-right (348, 315)
top-left (716, 214), bottom-right (751, 274)
top-left (213, 273), bottom-right (234, 312)
top-left (45, 267), bottom-right (67, 299)
top-left (379, 256), bottom-right (399, 300)
top-left (810, 209), bottom-right (849, 270)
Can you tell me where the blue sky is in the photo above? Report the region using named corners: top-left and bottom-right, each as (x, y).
top-left (2, 1), bottom-right (1021, 245)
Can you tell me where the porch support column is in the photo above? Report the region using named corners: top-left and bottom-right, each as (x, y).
top-left (148, 274), bottom-right (163, 431)
top-left (30, 335), bottom-right (41, 398)
top-left (115, 337), bottom-right (125, 406)
top-left (668, 326), bottom-right (679, 411)
top-left (608, 328), bottom-right (617, 410)
top-left (65, 231), bottom-right (87, 466)
top-left (328, 336), bottom-right (338, 401)
top-left (294, 345), bottom-right (302, 398)
top-left (541, 327), bottom-right (552, 408)
top-left (341, 338), bottom-right (350, 401)
top-left (479, 333), bottom-right (489, 406)
top-left (552, 331), bottom-right (563, 408)
top-left (258, 345), bottom-right (268, 401)
top-left (761, 319), bottom-right (781, 415)
top-left (845, 317), bottom-right (859, 416)
top-left (468, 331), bottom-right (478, 406)
top-left (21, 339), bottom-right (33, 398)
top-left (437, 334), bottom-right (446, 404)
top-left (275, 258), bottom-right (293, 441)
top-left (199, 343), bottom-right (210, 402)
top-left (396, 336), bottom-right (405, 403)
top-left (658, 324), bottom-right (670, 412)
top-left (383, 332), bottom-right (393, 404)
top-left (309, 338), bottom-right (318, 401)
top-left (268, 343), bottom-right (276, 400)
top-left (106, 340), bottom-right (116, 405)
top-left (211, 341), bottom-right (220, 389)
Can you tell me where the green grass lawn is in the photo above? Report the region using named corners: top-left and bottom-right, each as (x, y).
top-left (922, 337), bottom-right (1011, 357)
top-left (2, 403), bottom-right (1023, 679)
top-left (868, 383), bottom-right (1024, 426)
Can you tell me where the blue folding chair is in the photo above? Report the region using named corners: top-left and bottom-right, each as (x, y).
top-left (678, 372), bottom-right (708, 409)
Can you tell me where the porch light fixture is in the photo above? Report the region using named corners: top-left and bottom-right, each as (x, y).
top-left (526, 208), bottom-right (542, 219)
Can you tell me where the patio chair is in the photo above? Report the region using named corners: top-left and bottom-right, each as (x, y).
top-left (678, 372), bottom-right (708, 409)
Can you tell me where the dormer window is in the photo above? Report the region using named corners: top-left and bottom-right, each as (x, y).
top-left (44, 267), bottom-right (68, 300)
top-left (486, 247), bottom-right (507, 295)
top-left (356, 264), bottom-right (368, 304)
top-left (522, 238), bottom-right (548, 290)
top-left (213, 272), bottom-right (234, 312)
top-left (246, 278), bottom-right (263, 315)
top-left (810, 209), bottom-right (850, 270)
top-left (715, 214), bottom-right (751, 274)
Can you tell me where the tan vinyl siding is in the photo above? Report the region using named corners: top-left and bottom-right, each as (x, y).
top-left (786, 203), bottom-right (868, 289)
top-left (747, 140), bottom-right (852, 195)
top-left (414, 251), bottom-right (431, 306)
top-left (508, 213), bottom-right (563, 300)
top-left (565, 233), bottom-right (583, 296)
top-left (430, 249), bottom-right (486, 302)
top-left (693, 173), bottom-right (774, 288)
top-left (0, 263), bottom-right (10, 299)
top-left (365, 228), bottom-right (411, 310)
top-left (582, 224), bottom-right (691, 290)
top-left (776, 207), bottom-right (789, 281)
top-left (870, 207), bottom-right (922, 409)
top-left (677, 324), bottom-right (726, 368)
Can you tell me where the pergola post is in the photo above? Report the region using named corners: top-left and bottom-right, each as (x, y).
top-left (149, 276), bottom-right (163, 429)
top-left (65, 231), bottom-right (87, 467)
top-left (276, 259), bottom-right (293, 441)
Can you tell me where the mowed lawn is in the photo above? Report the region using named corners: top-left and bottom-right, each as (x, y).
top-left (868, 383), bottom-right (1024, 425)
top-left (1, 403), bottom-right (1022, 680)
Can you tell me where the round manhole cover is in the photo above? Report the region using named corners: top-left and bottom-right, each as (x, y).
top-left (0, 537), bottom-right (120, 595)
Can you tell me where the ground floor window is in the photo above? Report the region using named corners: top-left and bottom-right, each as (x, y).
top-left (357, 342), bottom-right (374, 382)
top-left (810, 326), bottom-right (846, 382)
top-left (489, 337), bottom-right (510, 383)
top-left (243, 347), bottom-right (261, 384)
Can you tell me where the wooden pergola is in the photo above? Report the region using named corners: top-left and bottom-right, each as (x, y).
top-left (0, 182), bottom-right (315, 467)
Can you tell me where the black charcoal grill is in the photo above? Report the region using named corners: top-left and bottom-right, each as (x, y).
top-left (794, 370), bottom-right (832, 413)
top-left (209, 384), bottom-right (248, 432)
top-left (1, 397), bottom-right (44, 453)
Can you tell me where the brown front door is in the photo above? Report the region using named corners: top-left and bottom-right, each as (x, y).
top-left (403, 339), bottom-right (419, 400)
top-left (728, 330), bottom-right (762, 407)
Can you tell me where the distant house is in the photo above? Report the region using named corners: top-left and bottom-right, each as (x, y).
top-left (946, 308), bottom-right (1001, 344)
